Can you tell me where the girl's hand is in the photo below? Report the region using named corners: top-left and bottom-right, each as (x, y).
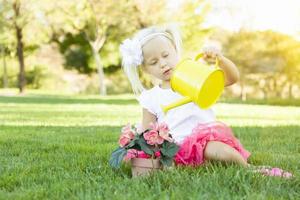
top-left (202, 45), bottom-right (240, 86)
top-left (202, 45), bottom-right (222, 63)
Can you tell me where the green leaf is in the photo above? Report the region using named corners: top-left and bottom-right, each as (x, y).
top-left (109, 147), bottom-right (127, 169)
top-left (161, 142), bottom-right (180, 158)
top-left (160, 155), bottom-right (173, 167)
top-left (126, 137), bottom-right (138, 148)
top-left (137, 137), bottom-right (153, 156)
top-left (127, 143), bottom-right (142, 151)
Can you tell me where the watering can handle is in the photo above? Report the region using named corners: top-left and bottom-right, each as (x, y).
top-left (194, 52), bottom-right (219, 67)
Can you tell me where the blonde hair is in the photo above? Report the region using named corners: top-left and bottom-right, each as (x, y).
top-left (120, 23), bottom-right (182, 96)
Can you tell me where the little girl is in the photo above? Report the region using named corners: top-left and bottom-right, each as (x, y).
top-left (119, 24), bottom-right (293, 178)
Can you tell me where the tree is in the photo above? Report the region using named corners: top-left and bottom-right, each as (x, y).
top-left (82, 0), bottom-right (167, 95)
top-left (1, 0), bottom-right (41, 93)
top-left (1, 0), bottom-right (28, 92)
top-left (40, 0), bottom-right (167, 95)
top-left (166, 0), bottom-right (211, 55)
top-left (0, 45), bottom-right (8, 88)
top-left (222, 30), bottom-right (300, 99)
top-left (0, 4), bottom-right (8, 88)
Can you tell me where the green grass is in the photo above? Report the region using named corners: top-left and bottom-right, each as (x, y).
top-left (0, 90), bottom-right (299, 199)
top-left (220, 97), bottom-right (300, 107)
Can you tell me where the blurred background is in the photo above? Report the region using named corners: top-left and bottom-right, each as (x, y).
top-left (0, 0), bottom-right (299, 102)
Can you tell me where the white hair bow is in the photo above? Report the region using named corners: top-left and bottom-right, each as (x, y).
top-left (119, 39), bottom-right (143, 68)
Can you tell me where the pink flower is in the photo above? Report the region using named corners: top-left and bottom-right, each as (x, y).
top-left (149, 122), bottom-right (170, 133)
top-left (143, 130), bottom-right (164, 145)
top-left (159, 131), bottom-right (174, 143)
top-left (147, 122), bottom-right (174, 143)
top-left (124, 150), bottom-right (161, 161)
top-left (119, 123), bottom-right (136, 147)
top-left (157, 122), bottom-right (174, 142)
top-left (119, 136), bottom-right (131, 147)
top-left (121, 123), bottom-right (135, 139)
top-left (149, 122), bottom-right (159, 132)
top-left (124, 149), bottom-right (139, 161)
top-left (155, 151), bottom-right (161, 157)
top-left (158, 122), bottom-right (169, 133)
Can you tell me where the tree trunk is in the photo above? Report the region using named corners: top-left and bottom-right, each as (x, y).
top-left (262, 88), bottom-right (268, 100)
top-left (240, 78), bottom-right (247, 101)
top-left (16, 26), bottom-right (25, 93)
top-left (288, 82), bottom-right (293, 99)
top-left (92, 48), bottom-right (106, 95)
top-left (13, 1), bottom-right (25, 93)
top-left (240, 80), bottom-right (243, 100)
top-left (273, 77), bottom-right (277, 98)
top-left (1, 48), bottom-right (8, 88)
top-left (272, 76), bottom-right (282, 98)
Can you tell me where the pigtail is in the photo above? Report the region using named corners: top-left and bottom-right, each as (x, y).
top-left (119, 39), bottom-right (145, 95)
top-left (122, 60), bottom-right (145, 95)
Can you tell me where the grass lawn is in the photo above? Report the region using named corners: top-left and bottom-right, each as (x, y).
top-left (0, 90), bottom-right (299, 199)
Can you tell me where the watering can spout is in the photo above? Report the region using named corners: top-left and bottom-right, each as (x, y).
top-left (161, 96), bottom-right (192, 114)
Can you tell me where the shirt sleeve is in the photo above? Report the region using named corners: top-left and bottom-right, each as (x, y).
top-left (137, 90), bottom-right (156, 115)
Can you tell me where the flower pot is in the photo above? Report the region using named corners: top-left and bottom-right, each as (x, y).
top-left (131, 158), bottom-right (162, 177)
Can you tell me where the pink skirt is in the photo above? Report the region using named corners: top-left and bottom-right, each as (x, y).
top-left (125, 121), bottom-right (251, 167)
top-left (174, 121), bottom-right (251, 166)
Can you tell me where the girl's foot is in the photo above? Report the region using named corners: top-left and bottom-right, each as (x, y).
top-left (249, 165), bottom-right (293, 179)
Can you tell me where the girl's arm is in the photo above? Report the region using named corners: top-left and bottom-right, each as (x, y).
top-left (141, 108), bottom-right (157, 131)
top-left (202, 46), bottom-right (240, 86)
top-left (217, 55), bottom-right (240, 86)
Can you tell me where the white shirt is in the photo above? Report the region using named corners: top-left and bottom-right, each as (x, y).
top-left (138, 85), bottom-right (216, 143)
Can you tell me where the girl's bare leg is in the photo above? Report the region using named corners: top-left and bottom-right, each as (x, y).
top-left (203, 141), bottom-right (294, 178)
top-left (204, 141), bottom-right (250, 167)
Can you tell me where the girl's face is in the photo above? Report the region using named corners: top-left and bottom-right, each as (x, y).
top-left (142, 36), bottom-right (179, 81)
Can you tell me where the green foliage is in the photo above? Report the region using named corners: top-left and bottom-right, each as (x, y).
top-left (223, 30), bottom-right (300, 75)
top-left (1, 0), bottom-right (299, 99)
top-left (109, 147), bottom-right (128, 169)
top-left (169, 0), bottom-right (212, 53)
top-left (161, 142), bottom-right (180, 158)
top-left (160, 155), bottom-right (174, 166)
top-left (58, 32), bottom-right (93, 74)
top-left (220, 30), bottom-right (300, 99)
top-left (104, 69), bottom-right (132, 94)
top-left (25, 65), bottom-right (47, 89)
top-left (137, 137), bottom-right (154, 156)
top-left (160, 142), bottom-right (180, 166)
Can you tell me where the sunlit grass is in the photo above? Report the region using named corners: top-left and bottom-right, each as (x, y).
top-left (0, 90), bottom-right (299, 199)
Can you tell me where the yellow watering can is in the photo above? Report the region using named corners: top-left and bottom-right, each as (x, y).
top-left (161, 53), bottom-right (225, 113)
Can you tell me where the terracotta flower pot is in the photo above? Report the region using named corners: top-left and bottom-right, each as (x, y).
top-left (131, 158), bottom-right (162, 177)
